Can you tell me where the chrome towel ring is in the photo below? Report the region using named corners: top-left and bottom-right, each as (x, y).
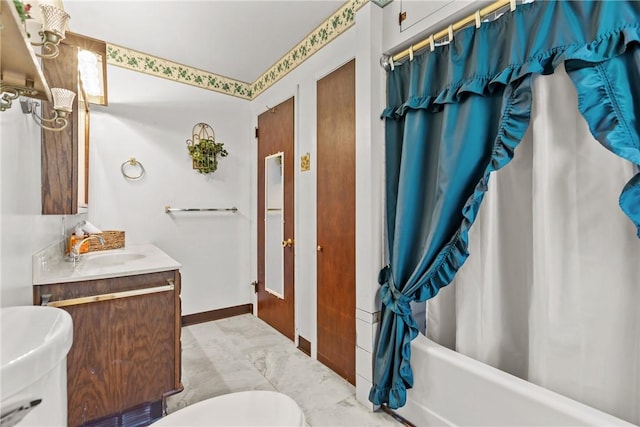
top-left (121, 157), bottom-right (145, 180)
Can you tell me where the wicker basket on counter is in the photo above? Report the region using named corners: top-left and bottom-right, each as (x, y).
top-left (86, 230), bottom-right (125, 252)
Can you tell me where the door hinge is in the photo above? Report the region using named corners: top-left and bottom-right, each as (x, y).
top-left (251, 281), bottom-right (258, 293)
top-left (399, 11), bottom-right (406, 26)
top-left (255, 127), bottom-right (259, 139)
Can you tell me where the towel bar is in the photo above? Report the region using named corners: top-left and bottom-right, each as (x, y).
top-left (164, 206), bottom-right (238, 214)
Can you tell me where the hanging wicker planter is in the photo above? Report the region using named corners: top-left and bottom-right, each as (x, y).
top-left (186, 122), bottom-right (228, 174)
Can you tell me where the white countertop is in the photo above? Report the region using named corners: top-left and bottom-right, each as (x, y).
top-left (32, 243), bottom-right (181, 285)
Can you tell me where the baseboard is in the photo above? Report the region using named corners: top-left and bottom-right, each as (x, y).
top-left (297, 335), bottom-right (311, 356)
top-left (318, 353), bottom-right (356, 385)
top-left (380, 405), bottom-right (416, 427)
top-left (83, 400), bottom-right (163, 427)
top-left (181, 304), bottom-right (253, 327)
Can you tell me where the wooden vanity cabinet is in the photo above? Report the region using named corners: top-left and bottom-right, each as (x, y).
top-left (32, 270), bottom-right (182, 427)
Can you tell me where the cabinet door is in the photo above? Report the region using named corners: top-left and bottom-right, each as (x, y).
top-left (34, 270), bottom-right (181, 427)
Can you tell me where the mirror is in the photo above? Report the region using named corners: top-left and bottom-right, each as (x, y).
top-left (76, 87), bottom-right (89, 210)
top-left (264, 152), bottom-right (285, 298)
top-left (74, 34), bottom-right (108, 211)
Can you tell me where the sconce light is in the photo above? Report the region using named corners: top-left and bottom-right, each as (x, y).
top-left (20, 88), bottom-right (75, 131)
top-left (30, 3), bottom-right (70, 59)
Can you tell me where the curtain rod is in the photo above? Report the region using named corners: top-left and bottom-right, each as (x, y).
top-left (381, 0), bottom-right (515, 69)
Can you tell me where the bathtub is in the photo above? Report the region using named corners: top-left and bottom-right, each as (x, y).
top-left (394, 334), bottom-right (634, 426)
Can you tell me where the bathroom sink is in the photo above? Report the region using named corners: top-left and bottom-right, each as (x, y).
top-left (83, 253), bottom-right (146, 267)
top-left (1, 306), bottom-right (73, 425)
top-left (33, 243), bottom-right (181, 285)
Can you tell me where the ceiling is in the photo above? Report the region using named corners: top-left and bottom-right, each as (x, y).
top-left (63, 0), bottom-right (346, 84)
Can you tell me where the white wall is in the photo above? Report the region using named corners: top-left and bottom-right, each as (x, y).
top-left (88, 66), bottom-right (252, 315)
top-left (0, 66), bottom-right (252, 316)
top-left (1, 106), bottom-right (86, 307)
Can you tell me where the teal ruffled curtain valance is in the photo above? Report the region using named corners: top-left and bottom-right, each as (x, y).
top-left (370, 0), bottom-right (640, 409)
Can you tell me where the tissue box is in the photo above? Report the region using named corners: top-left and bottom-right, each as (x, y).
top-left (69, 231), bottom-right (125, 254)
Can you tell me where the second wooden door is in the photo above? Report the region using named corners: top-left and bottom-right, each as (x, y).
top-left (316, 60), bottom-right (356, 384)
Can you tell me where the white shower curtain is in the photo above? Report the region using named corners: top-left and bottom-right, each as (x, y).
top-left (426, 66), bottom-right (640, 425)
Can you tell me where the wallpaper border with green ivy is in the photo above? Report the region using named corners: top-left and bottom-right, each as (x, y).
top-left (105, 0), bottom-right (368, 100)
top-left (251, 0), bottom-right (368, 98)
top-left (106, 44), bottom-right (252, 99)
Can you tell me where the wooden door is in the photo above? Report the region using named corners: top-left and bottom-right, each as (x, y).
top-left (257, 97), bottom-right (295, 340)
top-left (316, 60), bottom-right (356, 384)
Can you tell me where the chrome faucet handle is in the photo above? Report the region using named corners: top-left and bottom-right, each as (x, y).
top-left (64, 251), bottom-right (81, 263)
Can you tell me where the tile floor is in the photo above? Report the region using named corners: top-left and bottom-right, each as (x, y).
top-left (166, 314), bottom-right (403, 426)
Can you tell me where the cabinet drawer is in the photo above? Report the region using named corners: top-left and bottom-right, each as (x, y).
top-left (33, 270), bottom-right (177, 305)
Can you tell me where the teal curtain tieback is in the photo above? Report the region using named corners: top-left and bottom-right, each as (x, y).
top-left (378, 266), bottom-right (412, 316)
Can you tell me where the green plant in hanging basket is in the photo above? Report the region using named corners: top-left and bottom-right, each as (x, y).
top-left (187, 138), bottom-right (228, 174)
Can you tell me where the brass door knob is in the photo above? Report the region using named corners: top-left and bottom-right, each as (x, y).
top-left (282, 238), bottom-right (294, 248)
top-left (317, 245), bottom-right (323, 252)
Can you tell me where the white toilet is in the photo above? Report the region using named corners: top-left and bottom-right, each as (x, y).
top-left (152, 390), bottom-right (306, 426)
top-left (1, 306), bottom-right (73, 426)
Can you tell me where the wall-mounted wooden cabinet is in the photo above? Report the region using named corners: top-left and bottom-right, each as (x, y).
top-left (40, 32), bottom-right (107, 215)
top-left (41, 41), bottom-right (80, 214)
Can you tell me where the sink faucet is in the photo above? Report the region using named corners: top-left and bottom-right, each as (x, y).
top-left (66, 235), bottom-right (105, 263)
